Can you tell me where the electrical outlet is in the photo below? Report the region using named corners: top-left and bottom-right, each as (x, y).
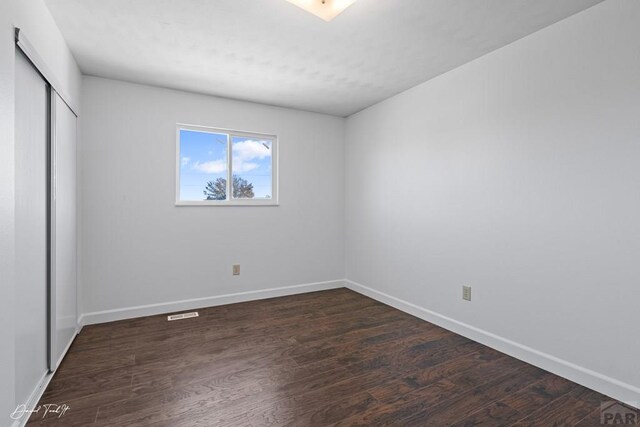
top-left (233, 264), bottom-right (240, 276)
top-left (462, 285), bottom-right (472, 301)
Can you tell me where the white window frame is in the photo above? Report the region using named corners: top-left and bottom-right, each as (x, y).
top-left (175, 123), bottom-right (279, 206)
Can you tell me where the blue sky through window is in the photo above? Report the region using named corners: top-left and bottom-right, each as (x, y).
top-left (231, 136), bottom-right (272, 199)
top-left (179, 129), bottom-right (273, 201)
top-left (179, 130), bottom-right (227, 201)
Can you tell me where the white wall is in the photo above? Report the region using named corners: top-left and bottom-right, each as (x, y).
top-left (79, 77), bottom-right (345, 318)
top-left (345, 0), bottom-right (640, 405)
top-left (0, 0), bottom-right (81, 424)
top-left (0, 1), bottom-right (17, 423)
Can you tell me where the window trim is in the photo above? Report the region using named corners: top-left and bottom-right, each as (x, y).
top-left (175, 123), bottom-right (279, 206)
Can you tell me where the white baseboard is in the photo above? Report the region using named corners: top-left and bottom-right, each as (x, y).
top-left (10, 370), bottom-right (54, 427)
top-left (345, 279), bottom-right (640, 409)
top-left (54, 327), bottom-right (79, 370)
top-left (78, 279), bottom-right (345, 326)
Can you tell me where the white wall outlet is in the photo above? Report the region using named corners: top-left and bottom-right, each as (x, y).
top-left (233, 264), bottom-right (240, 276)
top-left (462, 285), bottom-right (472, 301)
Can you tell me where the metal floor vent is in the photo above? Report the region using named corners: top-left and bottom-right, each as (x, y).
top-left (167, 311), bottom-right (199, 321)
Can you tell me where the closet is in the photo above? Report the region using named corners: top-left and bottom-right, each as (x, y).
top-left (14, 29), bottom-right (78, 407)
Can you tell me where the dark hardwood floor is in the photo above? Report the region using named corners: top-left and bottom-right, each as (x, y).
top-left (26, 288), bottom-right (631, 426)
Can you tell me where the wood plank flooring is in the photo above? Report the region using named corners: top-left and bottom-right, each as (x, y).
top-left (25, 288), bottom-right (633, 426)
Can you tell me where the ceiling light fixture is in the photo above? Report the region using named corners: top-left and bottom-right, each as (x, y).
top-left (285, 0), bottom-right (357, 22)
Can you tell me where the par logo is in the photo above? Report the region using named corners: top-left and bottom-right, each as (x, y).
top-left (601, 401), bottom-right (639, 425)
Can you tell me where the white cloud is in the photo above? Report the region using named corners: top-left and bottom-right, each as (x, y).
top-left (187, 140), bottom-right (271, 175)
top-left (192, 159), bottom-right (226, 174)
top-left (233, 140), bottom-right (271, 160)
top-left (234, 161), bottom-right (259, 173)
top-left (232, 140), bottom-right (271, 173)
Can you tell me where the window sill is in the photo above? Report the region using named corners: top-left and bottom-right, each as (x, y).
top-left (175, 200), bottom-right (279, 207)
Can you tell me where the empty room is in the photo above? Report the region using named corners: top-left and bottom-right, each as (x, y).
top-left (2, 0), bottom-right (640, 425)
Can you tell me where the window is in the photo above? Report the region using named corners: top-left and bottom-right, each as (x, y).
top-left (176, 124), bottom-right (278, 205)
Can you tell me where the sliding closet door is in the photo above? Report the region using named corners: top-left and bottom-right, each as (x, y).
top-left (50, 92), bottom-right (78, 369)
top-left (14, 50), bottom-right (49, 404)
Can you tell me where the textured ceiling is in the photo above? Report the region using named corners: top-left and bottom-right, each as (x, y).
top-left (45, 0), bottom-right (602, 117)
